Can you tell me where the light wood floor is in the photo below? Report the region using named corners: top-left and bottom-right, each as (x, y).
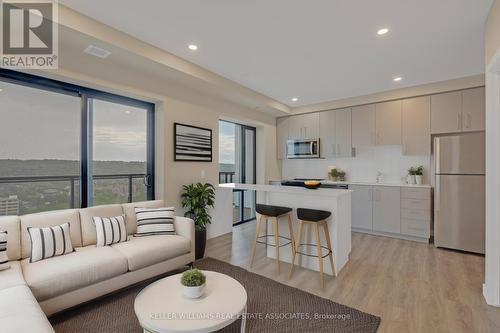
top-left (205, 220), bottom-right (500, 333)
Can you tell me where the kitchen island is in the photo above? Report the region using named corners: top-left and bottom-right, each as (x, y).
top-left (217, 183), bottom-right (352, 275)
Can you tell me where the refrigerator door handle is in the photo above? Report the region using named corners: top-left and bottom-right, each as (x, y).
top-left (435, 177), bottom-right (441, 211)
top-left (434, 137), bottom-right (440, 174)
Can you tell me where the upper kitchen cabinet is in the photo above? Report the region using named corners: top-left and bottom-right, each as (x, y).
top-left (402, 96), bottom-right (431, 155)
top-left (352, 104), bottom-right (376, 147)
top-left (431, 91), bottom-right (462, 134)
top-left (319, 108), bottom-right (352, 158)
top-left (288, 112), bottom-right (319, 139)
top-left (375, 100), bottom-right (402, 145)
top-left (276, 117), bottom-right (289, 160)
top-left (462, 87), bottom-right (485, 132)
top-left (431, 88), bottom-right (485, 134)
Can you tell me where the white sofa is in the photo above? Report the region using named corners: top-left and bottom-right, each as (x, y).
top-left (0, 200), bottom-right (195, 333)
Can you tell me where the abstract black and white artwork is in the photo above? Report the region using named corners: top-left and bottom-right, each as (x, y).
top-left (174, 123), bottom-right (213, 162)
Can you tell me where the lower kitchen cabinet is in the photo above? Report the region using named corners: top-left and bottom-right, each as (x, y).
top-left (373, 186), bottom-right (401, 233)
top-left (351, 185), bottom-right (431, 242)
top-left (351, 185), bottom-right (373, 230)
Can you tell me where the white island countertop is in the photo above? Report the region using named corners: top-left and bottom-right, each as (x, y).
top-left (219, 183), bottom-right (352, 196)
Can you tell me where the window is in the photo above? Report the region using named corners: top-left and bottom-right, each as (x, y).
top-left (218, 120), bottom-right (256, 225)
top-left (0, 69), bottom-right (154, 215)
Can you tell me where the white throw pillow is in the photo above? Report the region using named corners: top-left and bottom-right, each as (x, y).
top-left (93, 215), bottom-right (127, 247)
top-left (0, 231), bottom-right (9, 270)
top-left (27, 223), bottom-right (74, 263)
top-left (134, 207), bottom-right (175, 236)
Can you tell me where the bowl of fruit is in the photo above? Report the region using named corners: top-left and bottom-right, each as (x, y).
top-left (303, 180), bottom-right (321, 189)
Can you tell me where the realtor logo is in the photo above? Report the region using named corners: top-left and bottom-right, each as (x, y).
top-left (1, 0), bottom-right (58, 68)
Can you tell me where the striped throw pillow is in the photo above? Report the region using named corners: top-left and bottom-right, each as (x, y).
top-left (0, 231), bottom-right (9, 271)
top-left (93, 215), bottom-right (127, 247)
top-left (27, 223), bottom-right (74, 263)
top-left (134, 207), bottom-right (175, 236)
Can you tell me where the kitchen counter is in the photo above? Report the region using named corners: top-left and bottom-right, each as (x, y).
top-left (216, 183), bottom-right (351, 275)
top-left (269, 179), bottom-right (432, 188)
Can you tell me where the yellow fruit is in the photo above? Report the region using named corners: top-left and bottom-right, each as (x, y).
top-left (304, 180), bottom-right (320, 186)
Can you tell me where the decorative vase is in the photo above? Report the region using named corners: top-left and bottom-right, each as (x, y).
top-left (195, 229), bottom-right (207, 260)
top-left (415, 175), bottom-right (423, 185)
top-left (183, 284), bottom-right (206, 299)
top-left (407, 175), bottom-right (416, 185)
top-left (331, 176), bottom-right (338, 182)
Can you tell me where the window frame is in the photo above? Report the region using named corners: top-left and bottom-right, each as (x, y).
top-left (0, 68), bottom-right (156, 208)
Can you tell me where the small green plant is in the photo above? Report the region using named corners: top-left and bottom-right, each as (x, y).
top-left (415, 166), bottom-right (424, 176)
top-left (329, 167), bottom-right (344, 178)
top-left (407, 166), bottom-right (417, 176)
top-left (181, 183), bottom-right (216, 230)
top-left (337, 170), bottom-right (346, 181)
top-left (181, 269), bottom-right (206, 287)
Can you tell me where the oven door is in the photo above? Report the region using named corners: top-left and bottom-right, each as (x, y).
top-left (287, 139), bottom-right (319, 158)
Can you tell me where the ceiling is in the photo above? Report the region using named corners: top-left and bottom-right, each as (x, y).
top-left (59, 0), bottom-right (493, 107)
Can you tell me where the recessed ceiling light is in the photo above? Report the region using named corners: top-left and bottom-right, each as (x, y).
top-left (291, 97), bottom-right (298, 102)
top-left (188, 44), bottom-right (198, 51)
top-left (84, 45), bottom-right (111, 59)
top-left (377, 28), bottom-right (389, 35)
top-left (393, 76), bottom-right (402, 82)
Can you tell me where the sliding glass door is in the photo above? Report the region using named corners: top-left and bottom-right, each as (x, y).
top-left (219, 120), bottom-right (256, 225)
top-left (91, 99), bottom-right (151, 205)
top-left (0, 69), bottom-right (155, 214)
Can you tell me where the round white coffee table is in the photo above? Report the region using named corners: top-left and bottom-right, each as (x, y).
top-left (134, 271), bottom-right (247, 333)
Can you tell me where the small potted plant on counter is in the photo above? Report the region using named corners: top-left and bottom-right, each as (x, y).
top-left (181, 269), bottom-right (206, 299)
top-left (181, 182), bottom-right (216, 260)
top-left (329, 167), bottom-right (346, 182)
top-left (415, 166), bottom-right (424, 185)
top-left (407, 167), bottom-right (416, 184)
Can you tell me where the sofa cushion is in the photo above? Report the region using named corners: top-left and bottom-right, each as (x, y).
top-left (0, 216), bottom-right (21, 260)
top-left (111, 235), bottom-right (190, 271)
top-left (27, 223), bottom-right (74, 263)
top-left (0, 261), bottom-right (26, 290)
top-left (0, 231), bottom-right (9, 270)
top-left (0, 285), bottom-right (54, 333)
top-left (79, 204), bottom-right (124, 247)
top-left (134, 207), bottom-right (175, 236)
top-left (21, 246), bottom-right (128, 301)
top-left (20, 209), bottom-right (81, 260)
top-left (94, 215), bottom-right (127, 247)
top-left (122, 200), bottom-right (164, 235)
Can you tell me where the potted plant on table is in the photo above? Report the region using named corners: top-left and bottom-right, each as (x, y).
top-left (181, 269), bottom-right (206, 299)
top-left (181, 182), bottom-right (216, 260)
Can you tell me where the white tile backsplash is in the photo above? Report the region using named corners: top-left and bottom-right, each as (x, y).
top-left (282, 146), bottom-right (431, 184)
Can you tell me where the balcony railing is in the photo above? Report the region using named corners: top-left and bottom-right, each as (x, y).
top-left (0, 174), bottom-right (147, 212)
top-left (219, 171), bottom-right (235, 184)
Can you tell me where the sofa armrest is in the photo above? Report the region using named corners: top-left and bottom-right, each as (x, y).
top-left (174, 216), bottom-right (195, 260)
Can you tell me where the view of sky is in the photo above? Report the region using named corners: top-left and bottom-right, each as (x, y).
top-left (218, 121), bottom-right (235, 164)
top-left (0, 80), bottom-right (147, 162)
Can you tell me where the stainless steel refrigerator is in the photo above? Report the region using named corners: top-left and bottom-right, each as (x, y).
top-left (434, 132), bottom-right (485, 254)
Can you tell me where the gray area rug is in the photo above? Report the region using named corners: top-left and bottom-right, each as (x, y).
top-left (50, 257), bottom-right (380, 332)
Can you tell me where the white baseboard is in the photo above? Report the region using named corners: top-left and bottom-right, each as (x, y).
top-left (483, 283), bottom-right (500, 307)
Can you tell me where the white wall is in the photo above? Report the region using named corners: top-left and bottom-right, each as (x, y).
top-left (282, 146), bottom-right (430, 184)
top-left (484, 0), bottom-right (500, 307)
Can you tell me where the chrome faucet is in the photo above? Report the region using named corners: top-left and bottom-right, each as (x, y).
top-left (376, 171), bottom-right (383, 183)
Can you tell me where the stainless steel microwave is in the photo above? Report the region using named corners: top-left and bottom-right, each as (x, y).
top-left (287, 139), bottom-right (320, 159)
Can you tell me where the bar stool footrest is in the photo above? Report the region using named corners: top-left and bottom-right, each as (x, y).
top-left (296, 243), bottom-right (332, 259)
top-left (256, 235), bottom-right (292, 248)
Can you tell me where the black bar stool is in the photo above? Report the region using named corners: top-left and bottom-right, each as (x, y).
top-left (289, 208), bottom-right (335, 288)
top-left (250, 204), bottom-right (295, 274)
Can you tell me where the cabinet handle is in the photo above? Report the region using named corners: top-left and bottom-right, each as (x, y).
top-left (304, 127), bottom-right (307, 139)
top-left (337, 143), bottom-right (341, 156)
top-left (332, 144), bottom-right (336, 156)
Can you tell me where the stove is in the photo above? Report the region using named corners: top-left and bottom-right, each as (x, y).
top-left (281, 179), bottom-right (349, 190)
